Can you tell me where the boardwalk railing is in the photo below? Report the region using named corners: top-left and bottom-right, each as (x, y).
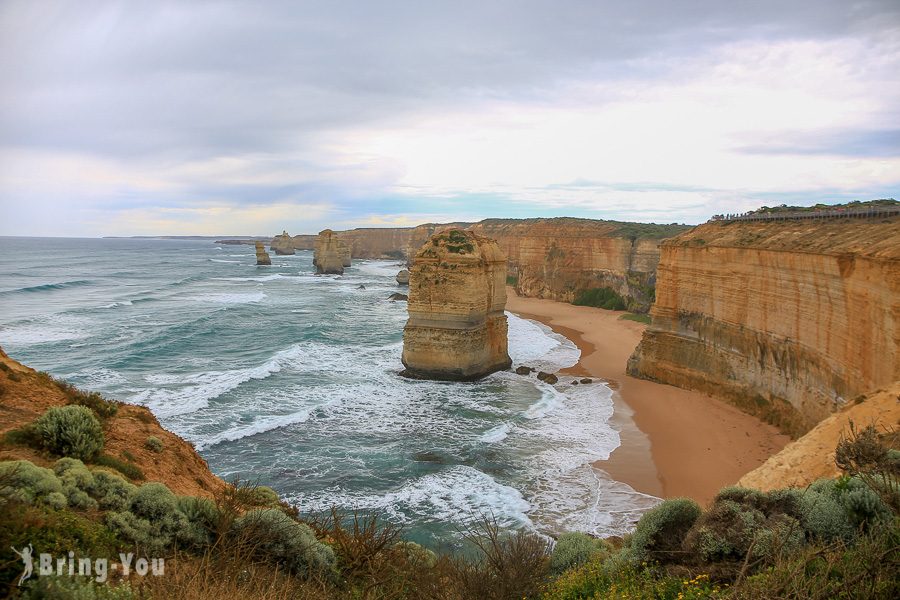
top-left (710, 206), bottom-right (899, 223)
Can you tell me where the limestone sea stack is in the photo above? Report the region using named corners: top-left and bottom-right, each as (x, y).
top-left (337, 239), bottom-right (352, 267)
top-left (255, 241), bottom-right (272, 265)
top-left (313, 229), bottom-right (345, 274)
top-left (396, 269), bottom-right (410, 285)
top-left (270, 230), bottom-right (296, 255)
top-left (401, 229), bottom-right (511, 380)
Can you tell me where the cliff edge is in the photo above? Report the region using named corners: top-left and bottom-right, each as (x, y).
top-left (401, 229), bottom-right (511, 380)
top-left (628, 213), bottom-right (900, 436)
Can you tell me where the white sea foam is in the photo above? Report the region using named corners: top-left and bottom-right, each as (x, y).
top-left (213, 274), bottom-right (292, 283)
top-left (0, 314), bottom-right (91, 346)
top-left (194, 407), bottom-right (321, 450)
top-left (506, 313), bottom-right (579, 371)
top-left (291, 465), bottom-right (533, 529)
top-left (189, 292), bottom-right (266, 304)
top-left (208, 258), bottom-right (241, 263)
top-left (480, 422), bottom-right (511, 443)
top-left (100, 300), bottom-right (133, 308)
top-left (132, 343), bottom-right (305, 417)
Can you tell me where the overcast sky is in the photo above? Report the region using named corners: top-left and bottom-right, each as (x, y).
top-left (1, 1), bottom-right (898, 236)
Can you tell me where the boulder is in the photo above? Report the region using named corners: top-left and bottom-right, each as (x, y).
top-left (396, 269), bottom-right (410, 285)
top-left (580, 378), bottom-right (593, 384)
top-left (515, 366), bottom-right (531, 375)
top-left (388, 293), bottom-right (408, 302)
top-left (537, 371), bottom-right (559, 384)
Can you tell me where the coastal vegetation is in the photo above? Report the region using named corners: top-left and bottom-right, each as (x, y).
top-left (2, 371), bottom-right (898, 598)
top-left (573, 287), bottom-right (627, 311)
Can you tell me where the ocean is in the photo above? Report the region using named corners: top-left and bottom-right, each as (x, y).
top-left (0, 237), bottom-right (658, 549)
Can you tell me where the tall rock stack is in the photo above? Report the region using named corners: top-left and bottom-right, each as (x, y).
top-left (401, 229), bottom-right (511, 381)
top-left (255, 241), bottom-right (272, 265)
top-left (270, 230), bottom-right (296, 255)
top-left (337, 239), bottom-right (352, 267)
top-left (313, 229), bottom-right (345, 274)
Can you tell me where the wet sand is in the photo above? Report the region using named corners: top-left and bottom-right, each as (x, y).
top-left (506, 289), bottom-right (790, 506)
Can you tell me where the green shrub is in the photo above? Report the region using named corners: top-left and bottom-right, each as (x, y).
top-left (550, 532), bottom-right (607, 575)
top-left (54, 458), bottom-right (99, 510)
top-left (248, 485), bottom-right (281, 507)
top-left (33, 405), bottom-right (105, 460)
top-left (177, 495), bottom-right (219, 548)
top-left (630, 498), bottom-right (701, 563)
top-left (90, 471), bottom-right (138, 511)
top-left (572, 287), bottom-right (627, 311)
top-left (93, 454), bottom-right (144, 481)
top-left (232, 508), bottom-right (336, 577)
top-left (22, 576), bottom-right (135, 599)
top-left (145, 436), bottom-right (163, 453)
top-left (800, 477), bottom-right (891, 542)
top-left (620, 313), bottom-right (651, 324)
top-left (106, 482), bottom-right (190, 554)
top-left (0, 460), bottom-right (64, 505)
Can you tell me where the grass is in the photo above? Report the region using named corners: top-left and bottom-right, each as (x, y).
top-left (94, 453), bottom-right (145, 481)
top-left (620, 313), bottom-right (651, 325)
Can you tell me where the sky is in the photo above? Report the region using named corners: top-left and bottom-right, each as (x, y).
top-left (1, 1), bottom-right (899, 236)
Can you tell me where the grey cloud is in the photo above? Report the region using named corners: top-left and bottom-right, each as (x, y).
top-left (736, 129), bottom-right (900, 158)
top-left (2, 0), bottom-right (899, 160)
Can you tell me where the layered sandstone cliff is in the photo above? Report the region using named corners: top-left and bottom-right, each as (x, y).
top-left (338, 227), bottom-right (414, 259)
top-left (255, 241), bottom-right (272, 265)
top-left (337, 240), bottom-right (352, 267)
top-left (313, 229), bottom-right (345, 274)
top-left (401, 229), bottom-right (511, 380)
top-left (737, 383), bottom-right (900, 491)
top-left (628, 215), bottom-right (900, 436)
top-left (406, 219), bottom-right (685, 312)
top-left (270, 230), bottom-right (296, 255)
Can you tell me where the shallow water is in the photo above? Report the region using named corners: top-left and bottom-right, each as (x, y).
top-left (0, 237), bottom-right (658, 549)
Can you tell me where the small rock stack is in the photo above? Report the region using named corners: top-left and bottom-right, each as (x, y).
top-left (255, 241), bottom-right (272, 265)
top-left (270, 230), bottom-right (296, 255)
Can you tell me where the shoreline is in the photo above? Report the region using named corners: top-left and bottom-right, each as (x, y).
top-left (506, 288), bottom-right (789, 506)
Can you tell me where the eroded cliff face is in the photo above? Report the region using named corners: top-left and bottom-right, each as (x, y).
top-left (313, 229), bottom-right (345, 274)
top-left (270, 230), bottom-right (296, 255)
top-left (406, 218), bottom-right (679, 312)
top-left (401, 229), bottom-right (511, 380)
top-left (628, 217), bottom-right (900, 436)
top-left (336, 227), bottom-right (414, 259)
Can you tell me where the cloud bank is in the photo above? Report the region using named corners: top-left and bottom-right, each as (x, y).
top-left (1, 0), bottom-right (898, 235)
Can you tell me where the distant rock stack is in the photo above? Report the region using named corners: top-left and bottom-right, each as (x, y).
top-left (270, 230), bottom-right (296, 255)
top-left (396, 269), bottom-right (410, 286)
top-left (401, 229), bottom-right (511, 381)
top-left (255, 241), bottom-right (272, 266)
top-left (337, 239), bottom-right (352, 267)
top-left (313, 229), bottom-right (345, 274)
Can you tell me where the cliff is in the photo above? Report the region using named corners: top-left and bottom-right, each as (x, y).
top-left (270, 230), bottom-right (296, 255)
top-left (627, 214), bottom-right (900, 436)
top-left (313, 229), bottom-right (344, 274)
top-left (337, 227), bottom-right (414, 259)
top-left (337, 239), bottom-right (352, 267)
top-left (290, 234), bottom-right (318, 250)
top-left (405, 219), bottom-right (686, 312)
top-left (0, 347), bottom-right (224, 498)
top-left (738, 383), bottom-right (900, 491)
top-left (401, 229), bottom-right (511, 380)
top-left (255, 241), bottom-right (272, 265)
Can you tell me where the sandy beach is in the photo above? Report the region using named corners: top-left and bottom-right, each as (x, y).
top-left (506, 288), bottom-right (790, 506)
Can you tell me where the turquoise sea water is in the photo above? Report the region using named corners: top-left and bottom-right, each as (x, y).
top-left (0, 237), bottom-right (658, 549)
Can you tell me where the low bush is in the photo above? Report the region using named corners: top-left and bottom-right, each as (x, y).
top-left (550, 531), bottom-right (607, 575)
top-left (21, 575), bottom-right (135, 599)
top-left (232, 508), bottom-right (337, 578)
top-left (54, 457), bottom-right (99, 510)
top-left (106, 482), bottom-right (189, 555)
top-left (630, 497), bottom-right (701, 563)
top-left (177, 495), bottom-right (220, 548)
top-left (800, 477), bottom-right (890, 543)
top-left (0, 460), bottom-right (64, 505)
top-left (572, 287), bottom-right (627, 311)
top-left (145, 436), bottom-right (163, 453)
top-left (90, 470), bottom-right (138, 511)
top-left (33, 405), bottom-right (105, 461)
top-left (248, 484), bottom-right (280, 507)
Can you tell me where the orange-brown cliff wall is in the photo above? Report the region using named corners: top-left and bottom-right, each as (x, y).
top-left (627, 217), bottom-right (900, 436)
top-left (337, 228), bottom-right (415, 259)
